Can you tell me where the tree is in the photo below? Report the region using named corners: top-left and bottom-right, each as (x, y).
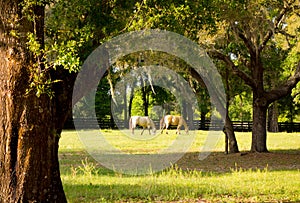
top-left (208, 0), bottom-right (300, 152)
top-left (0, 0), bottom-right (136, 201)
top-left (0, 1), bottom-right (68, 201)
top-left (127, 0), bottom-right (240, 153)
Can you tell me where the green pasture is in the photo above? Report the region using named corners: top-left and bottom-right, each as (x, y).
top-left (59, 130), bottom-right (300, 202)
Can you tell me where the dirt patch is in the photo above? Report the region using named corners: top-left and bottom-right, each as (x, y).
top-left (176, 150), bottom-right (300, 172)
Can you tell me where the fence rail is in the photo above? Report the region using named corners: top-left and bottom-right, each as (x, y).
top-left (64, 118), bottom-right (300, 132)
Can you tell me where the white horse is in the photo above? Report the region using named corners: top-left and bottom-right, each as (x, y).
top-left (129, 116), bottom-right (156, 135)
top-left (160, 115), bottom-right (189, 134)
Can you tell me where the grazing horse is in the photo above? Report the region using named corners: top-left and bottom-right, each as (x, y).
top-left (129, 116), bottom-right (156, 135)
top-left (160, 115), bottom-right (188, 134)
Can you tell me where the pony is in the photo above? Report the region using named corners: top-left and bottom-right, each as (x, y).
top-left (129, 116), bottom-right (156, 135)
top-left (160, 115), bottom-right (188, 134)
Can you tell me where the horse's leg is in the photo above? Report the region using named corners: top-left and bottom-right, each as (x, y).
top-left (176, 124), bottom-right (182, 134)
top-left (141, 127), bottom-right (145, 135)
top-left (165, 123), bottom-right (169, 134)
top-left (160, 123), bottom-right (165, 134)
top-left (131, 121), bottom-right (136, 135)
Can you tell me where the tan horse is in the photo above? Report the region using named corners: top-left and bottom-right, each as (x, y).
top-left (129, 116), bottom-right (156, 135)
top-left (160, 115), bottom-right (188, 134)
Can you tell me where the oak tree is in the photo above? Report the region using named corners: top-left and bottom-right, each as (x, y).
top-left (0, 0), bottom-right (135, 201)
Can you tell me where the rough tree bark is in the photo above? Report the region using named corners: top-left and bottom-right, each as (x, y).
top-left (251, 92), bottom-right (269, 152)
top-left (0, 1), bottom-right (74, 202)
top-left (268, 102), bottom-right (279, 132)
top-left (224, 67), bottom-right (239, 153)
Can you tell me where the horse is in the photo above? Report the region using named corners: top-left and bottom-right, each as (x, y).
top-left (129, 116), bottom-right (157, 135)
top-left (160, 115), bottom-right (188, 134)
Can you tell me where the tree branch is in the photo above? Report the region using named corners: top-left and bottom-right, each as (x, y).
top-left (258, 2), bottom-right (296, 52)
top-left (209, 50), bottom-right (256, 88)
top-left (266, 61), bottom-right (300, 103)
top-left (277, 29), bottom-right (296, 39)
top-left (231, 22), bottom-right (256, 58)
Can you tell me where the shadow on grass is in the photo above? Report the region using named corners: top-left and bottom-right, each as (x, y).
top-left (176, 149), bottom-right (300, 172)
top-left (59, 148), bottom-right (300, 176)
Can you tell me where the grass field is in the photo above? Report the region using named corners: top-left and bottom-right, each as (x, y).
top-left (59, 130), bottom-right (300, 202)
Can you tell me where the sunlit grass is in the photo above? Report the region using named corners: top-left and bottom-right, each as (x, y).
top-left (100, 129), bottom-right (210, 153)
top-left (60, 129), bottom-right (300, 153)
top-left (59, 130), bottom-right (300, 202)
top-left (61, 165), bottom-right (300, 202)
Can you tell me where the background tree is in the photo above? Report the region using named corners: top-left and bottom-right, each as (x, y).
top-left (127, 0), bottom-right (240, 153)
top-left (207, 0), bottom-right (300, 152)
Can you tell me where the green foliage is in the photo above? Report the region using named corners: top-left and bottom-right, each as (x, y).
top-left (95, 78), bottom-right (112, 120)
top-left (278, 94), bottom-right (300, 122)
top-left (128, 0), bottom-right (216, 39)
top-left (21, 0), bottom-right (84, 98)
top-left (229, 92), bottom-right (252, 121)
top-left (49, 40), bottom-right (81, 73)
top-left (23, 0), bottom-right (137, 98)
top-left (131, 86), bottom-right (179, 118)
top-left (20, 0), bottom-right (47, 22)
top-left (25, 33), bottom-right (63, 98)
top-left (26, 71), bottom-right (61, 98)
top-left (26, 33), bottom-right (41, 54)
top-left (25, 35), bottom-right (81, 97)
top-left (131, 88), bottom-right (145, 116)
top-left (22, 0), bottom-right (300, 119)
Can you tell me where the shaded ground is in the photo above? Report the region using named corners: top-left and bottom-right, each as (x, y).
top-left (176, 150), bottom-right (300, 172)
top-left (60, 149), bottom-right (300, 173)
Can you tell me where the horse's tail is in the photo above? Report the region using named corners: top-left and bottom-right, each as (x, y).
top-left (129, 117), bottom-right (132, 130)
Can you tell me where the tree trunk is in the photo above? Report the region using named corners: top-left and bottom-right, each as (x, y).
top-left (142, 86), bottom-right (149, 116)
top-left (200, 111), bottom-right (206, 130)
top-left (128, 90), bottom-right (134, 118)
top-left (190, 68), bottom-right (239, 153)
top-left (186, 102), bottom-right (194, 130)
top-left (251, 95), bottom-right (269, 152)
top-left (268, 102), bottom-right (279, 132)
top-left (0, 95), bottom-right (67, 202)
top-left (224, 133), bottom-right (229, 154)
top-left (140, 76), bottom-right (147, 116)
top-left (124, 82), bottom-right (128, 128)
top-left (224, 115), bottom-right (239, 153)
top-left (224, 68), bottom-right (239, 153)
top-left (0, 1), bottom-right (67, 202)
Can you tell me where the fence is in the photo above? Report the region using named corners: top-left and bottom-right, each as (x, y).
top-left (64, 118), bottom-right (300, 132)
